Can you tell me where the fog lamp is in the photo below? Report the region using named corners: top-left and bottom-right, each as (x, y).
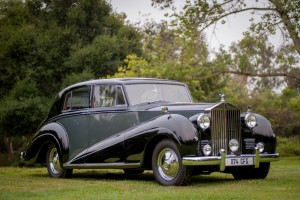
top-left (256, 142), bottom-right (264, 153)
top-left (229, 139), bottom-right (239, 153)
top-left (202, 144), bottom-right (212, 156)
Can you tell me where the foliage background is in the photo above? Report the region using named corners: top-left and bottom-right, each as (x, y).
top-left (0, 0), bottom-right (299, 164)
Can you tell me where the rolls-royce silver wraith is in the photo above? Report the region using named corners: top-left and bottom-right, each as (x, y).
top-left (21, 78), bottom-right (279, 186)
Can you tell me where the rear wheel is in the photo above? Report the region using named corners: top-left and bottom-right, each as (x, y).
top-left (152, 139), bottom-right (191, 186)
top-left (46, 144), bottom-right (73, 178)
top-left (232, 163), bottom-right (270, 180)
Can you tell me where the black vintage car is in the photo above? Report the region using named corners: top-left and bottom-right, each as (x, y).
top-left (21, 78), bottom-right (279, 186)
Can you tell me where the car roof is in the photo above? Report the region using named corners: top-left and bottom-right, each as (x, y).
top-left (79, 78), bottom-right (183, 85)
top-left (58, 78), bottom-right (187, 96)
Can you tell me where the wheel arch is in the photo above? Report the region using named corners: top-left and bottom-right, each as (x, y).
top-left (24, 122), bottom-right (69, 165)
top-left (140, 114), bottom-right (199, 169)
top-left (35, 135), bottom-right (60, 164)
top-left (143, 134), bottom-right (178, 169)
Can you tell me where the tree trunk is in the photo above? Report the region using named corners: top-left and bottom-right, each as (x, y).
top-left (3, 135), bottom-right (13, 156)
top-left (271, 0), bottom-right (300, 56)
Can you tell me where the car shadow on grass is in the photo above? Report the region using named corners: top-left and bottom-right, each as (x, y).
top-left (72, 170), bottom-right (156, 182)
top-left (31, 169), bottom-right (236, 185)
top-left (71, 170), bottom-right (235, 185)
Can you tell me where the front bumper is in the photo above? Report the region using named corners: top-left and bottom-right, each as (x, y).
top-left (182, 148), bottom-right (279, 171)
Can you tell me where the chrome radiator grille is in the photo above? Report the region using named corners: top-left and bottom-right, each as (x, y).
top-left (211, 104), bottom-right (241, 156)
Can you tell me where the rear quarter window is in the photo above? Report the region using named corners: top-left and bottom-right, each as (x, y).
top-left (63, 86), bottom-right (91, 111)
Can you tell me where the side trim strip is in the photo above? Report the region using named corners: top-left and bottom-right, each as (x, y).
top-left (63, 162), bottom-right (141, 169)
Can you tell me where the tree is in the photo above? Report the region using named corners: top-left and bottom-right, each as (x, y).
top-left (0, 79), bottom-right (49, 156)
top-left (152, 0), bottom-right (300, 54)
top-left (111, 21), bottom-right (225, 101)
top-left (0, 0), bottom-right (142, 156)
top-left (0, 0), bottom-right (36, 98)
top-left (66, 25), bottom-right (142, 78)
top-left (210, 32), bottom-right (300, 92)
top-left (152, 0), bottom-right (300, 87)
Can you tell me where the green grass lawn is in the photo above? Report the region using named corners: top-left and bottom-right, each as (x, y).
top-left (0, 157), bottom-right (299, 200)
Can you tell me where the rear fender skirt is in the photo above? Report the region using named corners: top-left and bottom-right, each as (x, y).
top-left (24, 122), bottom-right (69, 164)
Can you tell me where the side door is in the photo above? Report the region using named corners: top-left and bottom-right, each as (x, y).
top-left (84, 84), bottom-right (138, 164)
top-left (57, 86), bottom-right (91, 163)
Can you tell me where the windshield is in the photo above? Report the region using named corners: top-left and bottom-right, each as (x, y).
top-left (125, 83), bottom-right (192, 105)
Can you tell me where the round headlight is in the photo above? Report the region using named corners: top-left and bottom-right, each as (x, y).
top-left (244, 113), bottom-right (257, 128)
top-left (202, 144), bottom-right (212, 156)
top-left (197, 114), bottom-right (210, 130)
top-left (229, 139), bottom-right (239, 152)
top-left (256, 142), bottom-right (264, 153)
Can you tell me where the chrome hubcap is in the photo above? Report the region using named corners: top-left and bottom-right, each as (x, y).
top-left (157, 148), bottom-right (179, 181)
top-left (49, 147), bottom-right (61, 175)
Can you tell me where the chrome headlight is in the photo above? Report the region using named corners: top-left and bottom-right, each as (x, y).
top-left (229, 139), bottom-right (239, 153)
top-left (197, 114), bottom-right (210, 130)
top-left (256, 142), bottom-right (264, 153)
top-left (244, 113), bottom-right (257, 128)
top-left (202, 144), bottom-right (212, 156)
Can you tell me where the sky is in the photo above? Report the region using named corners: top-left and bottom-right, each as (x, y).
top-left (108, 0), bottom-right (281, 50)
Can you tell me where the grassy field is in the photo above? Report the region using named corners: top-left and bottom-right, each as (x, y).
top-left (0, 157), bottom-right (299, 200)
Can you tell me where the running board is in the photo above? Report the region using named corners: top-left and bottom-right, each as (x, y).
top-left (63, 162), bottom-right (141, 169)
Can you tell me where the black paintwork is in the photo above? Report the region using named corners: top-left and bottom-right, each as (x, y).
top-left (22, 78), bottom-right (277, 173)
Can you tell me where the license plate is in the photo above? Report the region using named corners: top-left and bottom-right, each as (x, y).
top-left (225, 157), bottom-right (254, 166)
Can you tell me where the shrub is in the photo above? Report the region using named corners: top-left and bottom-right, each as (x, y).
top-left (277, 136), bottom-right (300, 157)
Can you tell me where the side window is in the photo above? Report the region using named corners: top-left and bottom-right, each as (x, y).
top-left (94, 85), bottom-right (126, 108)
top-left (63, 86), bottom-right (91, 111)
top-left (116, 86), bottom-right (126, 105)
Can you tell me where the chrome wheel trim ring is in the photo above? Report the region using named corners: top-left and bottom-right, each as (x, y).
top-left (49, 147), bottom-right (61, 175)
top-left (157, 148), bottom-right (179, 181)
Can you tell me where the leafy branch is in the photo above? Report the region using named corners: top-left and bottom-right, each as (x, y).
top-left (181, 69), bottom-right (300, 82)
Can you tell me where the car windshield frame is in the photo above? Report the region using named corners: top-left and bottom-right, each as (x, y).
top-left (125, 83), bottom-right (192, 105)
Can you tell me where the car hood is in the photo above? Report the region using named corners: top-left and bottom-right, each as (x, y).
top-left (131, 102), bottom-right (220, 112)
top-left (147, 102), bottom-right (216, 111)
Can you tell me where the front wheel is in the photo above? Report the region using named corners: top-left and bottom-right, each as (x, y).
top-left (46, 143), bottom-right (73, 178)
top-left (152, 139), bottom-right (191, 186)
top-left (232, 163), bottom-right (270, 180)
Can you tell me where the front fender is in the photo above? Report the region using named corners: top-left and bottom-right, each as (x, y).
top-left (156, 114), bottom-right (199, 151)
top-left (160, 114), bottom-right (199, 156)
top-left (124, 113), bottom-right (199, 164)
top-left (24, 122), bottom-right (69, 164)
top-left (253, 114), bottom-right (276, 138)
top-left (253, 114), bottom-right (277, 153)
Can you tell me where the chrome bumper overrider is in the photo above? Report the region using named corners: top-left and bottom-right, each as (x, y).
top-left (182, 148), bottom-right (279, 171)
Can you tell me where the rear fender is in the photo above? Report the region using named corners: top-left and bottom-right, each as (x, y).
top-left (24, 122), bottom-right (69, 164)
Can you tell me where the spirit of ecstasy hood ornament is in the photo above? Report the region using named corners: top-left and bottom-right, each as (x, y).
top-left (219, 93), bottom-right (226, 102)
